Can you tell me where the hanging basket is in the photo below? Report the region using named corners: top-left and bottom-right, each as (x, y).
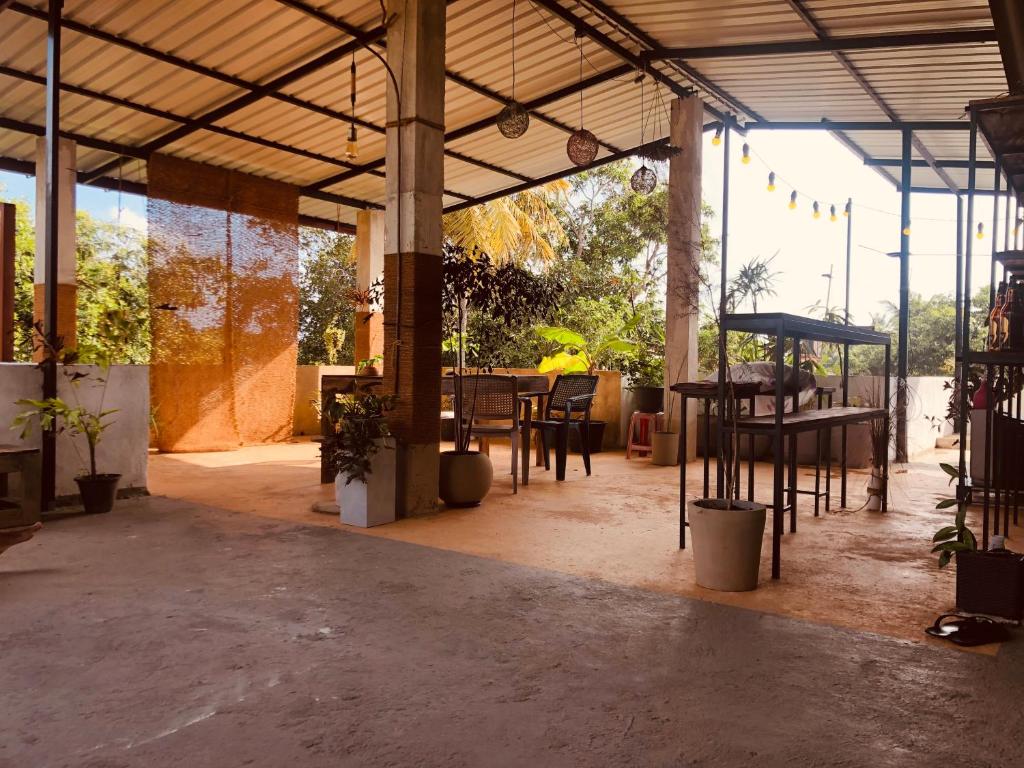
top-left (638, 143), bottom-right (682, 162)
top-left (496, 101), bottom-right (529, 139)
top-left (567, 128), bottom-right (599, 166)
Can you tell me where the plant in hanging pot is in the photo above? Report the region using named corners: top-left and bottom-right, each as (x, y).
top-left (12, 318), bottom-right (128, 514)
top-left (688, 380), bottom-right (767, 592)
top-left (356, 354), bottom-right (383, 377)
top-left (328, 392), bottom-right (397, 527)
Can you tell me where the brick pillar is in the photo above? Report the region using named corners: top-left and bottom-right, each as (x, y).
top-left (354, 209), bottom-right (385, 365)
top-left (665, 97), bottom-right (703, 460)
top-left (383, 0), bottom-right (445, 516)
top-left (0, 203), bottom-right (15, 361)
top-left (33, 136), bottom-right (76, 355)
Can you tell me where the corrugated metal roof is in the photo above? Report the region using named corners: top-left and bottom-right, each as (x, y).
top-left (0, 0), bottom-right (1011, 226)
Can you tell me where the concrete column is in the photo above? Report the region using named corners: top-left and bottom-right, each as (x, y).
top-left (33, 136), bottom-right (76, 353)
top-left (354, 209), bottom-right (385, 365)
top-left (665, 96), bottom-right (703, 460)
top-left (383, 0), bottom-right (445, 516)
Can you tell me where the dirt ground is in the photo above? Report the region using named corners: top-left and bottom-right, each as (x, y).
top-left (2, 497), bottom-right (1023, 767)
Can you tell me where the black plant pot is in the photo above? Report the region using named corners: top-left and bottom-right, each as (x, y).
top-left (631, 386), bottom-right (664, 414)
top-left (956, 549), bottom-right (1024, 620)
top-left (568, 420), bottom-right (605, 454)
top-left (75, 473), bottom-right (121, 514)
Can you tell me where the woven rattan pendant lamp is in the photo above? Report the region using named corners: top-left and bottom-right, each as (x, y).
top-left (496, 0), bottom-right (529, 138)
top-left (566, 30), bottom-right (598, 166)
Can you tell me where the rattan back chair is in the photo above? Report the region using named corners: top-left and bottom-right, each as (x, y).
top-left (535, 374), bottom-right (599, 481)
top-left (458, 374), bottom-right (522, 493)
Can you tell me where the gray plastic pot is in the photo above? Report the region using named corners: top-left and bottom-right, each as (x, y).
top-left (688, 498), bottom-right (767, 592)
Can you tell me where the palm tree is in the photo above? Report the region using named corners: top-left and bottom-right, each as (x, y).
top-left (728, 252), bottom-right (779, 313)
top-left (442, 181), bottom-right (568, 264)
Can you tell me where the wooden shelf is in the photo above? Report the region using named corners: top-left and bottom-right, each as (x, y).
top-left (965, 350), bottom-right (1024, 366)
top-left (994, 251), bottom-right (1024, 272)
top-left (723, 313), bottom-right (890, 346)
top-left (732, 406), bottom-right (886, 434)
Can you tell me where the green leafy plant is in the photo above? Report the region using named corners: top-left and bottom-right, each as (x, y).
top-left (327, 393), bottom-right (395, 485)
top-left (931, 461), bottom-right (977, 568)
top-left (536, 322), bottom-right (637, 375)
top-left (12, 314), bottom-right (130, 478)
top-left (356, 355), bottom-right (383, 373)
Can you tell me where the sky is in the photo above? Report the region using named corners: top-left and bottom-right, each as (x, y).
top-left (0, 129), bottom-right (1016, 326)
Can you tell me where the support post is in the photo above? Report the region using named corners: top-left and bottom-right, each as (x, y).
top-left (0, 203), bottom-right (15, 362)
top-left (354, 209), bottom-right (385, 366)
top-left (841, 198), bottom-right (852, 507)
top-left (955, 195), bottom-right (964, 361)
top-left (383, 0), bottom-right (445, 516)
top-left (716, 121), bottom-right (731, 496)
top-left (40, 0), bottom-right (63, 512)
top-left (665, 95), bottom-right (703, 458)
top-left (957, 115), bottom-right (977, 499)
top-left (896, 129), bottom-right (911, 463)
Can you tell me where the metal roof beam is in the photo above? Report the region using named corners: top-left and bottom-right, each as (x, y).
top-left (867, 158), bottom-right (996, 169)
top-left (444, 138), bottom-right (668, 213)
top-left (744, 120), bottom-right (970, 131)
top-left (305, 63), bottom-right (632, 192)
top-left (567, 0), bottom-right (759, 123)
top-left (641, 28), bottom-right (997, 60)
top-left (784, 0), bottom-right (962, 193)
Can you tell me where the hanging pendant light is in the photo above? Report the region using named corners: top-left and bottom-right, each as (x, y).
top-left (567, 31), bottom-right (598, 166)
top-left (346, 53), bottom-right (359, 160)
top-left (630, 73), bottom-right (656, 194)
top-left (496, 0), bottom-right (529, 138)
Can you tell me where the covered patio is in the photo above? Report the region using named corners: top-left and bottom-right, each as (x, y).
top-left (4, 1), bottom-right (1024, 763)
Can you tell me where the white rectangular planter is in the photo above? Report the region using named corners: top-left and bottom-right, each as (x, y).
top-left (336, 437), bottom-right (396, 527)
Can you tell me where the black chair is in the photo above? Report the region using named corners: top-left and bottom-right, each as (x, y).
top-left (532, 374), bottom-right (599, 481)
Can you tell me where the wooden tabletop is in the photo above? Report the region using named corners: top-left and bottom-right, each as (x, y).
top-left (732, 406), bottom-right (886, 434)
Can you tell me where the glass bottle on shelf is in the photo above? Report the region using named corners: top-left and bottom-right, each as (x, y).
top-left (988, 281), bottom-right (1007, 350)
top-left (1010, 280), bottom-right (1024, 351)
top-left (1003, 282), bottom-right (1018, 351)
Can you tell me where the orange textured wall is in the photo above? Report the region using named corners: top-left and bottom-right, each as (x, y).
top-left (148, 154), bottom-right (299, 452)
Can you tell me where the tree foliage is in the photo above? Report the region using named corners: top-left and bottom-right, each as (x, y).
top-left (297, 228), bottom-right (356, 365)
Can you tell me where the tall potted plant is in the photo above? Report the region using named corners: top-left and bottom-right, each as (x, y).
top-left (440, 245), bottom-right (561, 506)
top-left (688, 378), bottom-right (767, 592)
top-left (329, 392), bottom-right (396, 527)
top-left (12, 317), bottom-right (127, 514)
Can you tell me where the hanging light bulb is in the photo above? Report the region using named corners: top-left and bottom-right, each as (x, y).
top-left (789, 191), bottom-right (798, 210)
top-left (741, 143), bottom-right (751, 164)
top-left (977, 222), bottom-right (985, 240)
top-left (902, 222), bottom-right (911, 236)
top-left (711, 126), bottom-right (722, 146)
top-left (1014, 217), bottom-right (1022, 238)
top-left (345, 54), bottom-right (359, 160)
top-left (830, 204), bottom-right (837, 222)
top-left (767, 171), bottom-right (776, 192)
top-left (844, 199), bottom-right (852, 217)
top-left (813, 201), bottom-right (821, 219)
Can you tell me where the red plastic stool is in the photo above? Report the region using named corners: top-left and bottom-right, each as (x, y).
top-left (626, 411), bottom-right (662, 459)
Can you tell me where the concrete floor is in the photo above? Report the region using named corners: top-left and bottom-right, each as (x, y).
top-left (149, 439), bottom-right (1024, 648)
top-left (3, 496), bottom-right (1023, 767)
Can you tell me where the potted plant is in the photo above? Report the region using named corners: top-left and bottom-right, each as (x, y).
top-left (932, 462), bottom-right (1024, 620)
top-left (866, 382), bottom-right (895, 511)
top-left (624, 346), bottom-right (665, 414)
top-left (688, 380), bottom-right (767, 592)
top-left (12, 318), bottom-right (126, 514)
top-left (536, 324), bottom-right (636, 453)
top-left (328, 392), bottom-right (396, 527)
top-left (651, 359), bottom-right (688, 466)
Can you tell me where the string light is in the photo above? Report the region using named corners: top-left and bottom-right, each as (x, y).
top-left (812, 201), bottom-right (821, 219)
top-left (741, 143), bottom-right (751, 164)
top-left (977, 222), bottom-right (985, 240)
top-left (767, 171), bottom-right (776, 192)
top-left (830, 204), bottom-right (837, 222)
top-left (711, 126), bottom-right (722, 146)
top-left (789, 191), bottom-right (798, 210)
top-left (844, 199), bottom-right (851, 217)
top-left (902, 222), bottom-right (911, 236)
top-left (1015, 217), bottom-right (1022, 238)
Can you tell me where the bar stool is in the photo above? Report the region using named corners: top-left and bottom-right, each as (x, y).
top-left (626, 411), bottom-right (662, 459)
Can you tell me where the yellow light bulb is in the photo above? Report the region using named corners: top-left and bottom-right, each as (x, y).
top-left (741, 143), bottom-right (751, 164)
top-left (830, 204), bottom-right (837, 222)
top-left (767, 171), bottom-right (776, 192)
top-left (742, 155), bottom-right (751, 165)
top-left (711, 126), bottom-right (722, 146)
top-left (812, 201), bottom-right (820, 219)
top-left (977, 223), bottom-right (985, 240)
top-left (789, 191), bottom-right (797, 210)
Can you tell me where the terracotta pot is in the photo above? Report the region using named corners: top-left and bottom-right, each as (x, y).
top-left (439, 450), bottom-right (493, 507)
top-left (688, 498), bottom-right (766, 592)
top-left (651, 431), bottom-right (679, 466)
top-left (75, 474), bottom-right (121, 514)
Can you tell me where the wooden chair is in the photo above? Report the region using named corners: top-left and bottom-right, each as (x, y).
top-left (458, 374), bottom-right (521, 493)
top-left (532, 374), bottom-right (599, 481)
